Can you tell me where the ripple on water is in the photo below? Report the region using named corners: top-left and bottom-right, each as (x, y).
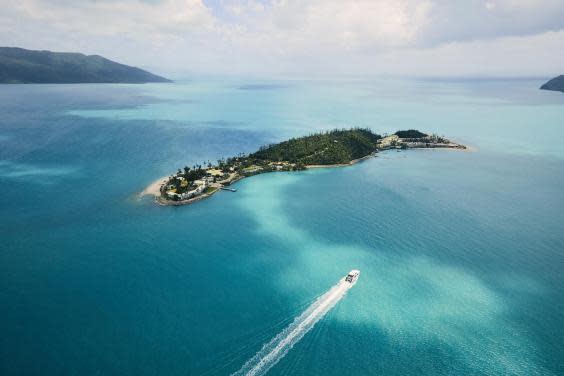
top-left (235, 169), bottom-right (550, 375)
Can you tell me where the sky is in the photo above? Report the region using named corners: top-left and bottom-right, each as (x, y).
top-left (1, 0), bottom-right (564, 78)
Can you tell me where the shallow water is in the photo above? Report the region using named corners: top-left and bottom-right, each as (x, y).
top-left (1, 78), bottom-right (563, 375)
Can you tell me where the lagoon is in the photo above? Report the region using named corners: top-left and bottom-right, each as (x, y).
top-left (1, 78), bottom-right (563, 375)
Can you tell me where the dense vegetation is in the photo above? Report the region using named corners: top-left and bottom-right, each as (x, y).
top-left (540, 75), bottom-right (564, 93)
top-left (250, 128), bottom-right (382, 165)
top-left (395, 129), bottom-right (428, 139)
top-left (0, 47), bottom-right (171, 84)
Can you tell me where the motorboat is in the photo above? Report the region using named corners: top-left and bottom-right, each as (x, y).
top-left (345, 269), bottom-right (360, 284)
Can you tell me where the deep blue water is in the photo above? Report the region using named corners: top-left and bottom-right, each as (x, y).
top-left (1, 79), bottom-right (563, 375)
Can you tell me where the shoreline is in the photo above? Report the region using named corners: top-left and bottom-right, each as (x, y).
top-left (305, 153), bottom-right (375, 169)
top-left (154, 189), bottom-right (217, 206)
top-left (137, 157), bottom-right (374, 206)
top-left (138, 143), bottom-right (470, 207)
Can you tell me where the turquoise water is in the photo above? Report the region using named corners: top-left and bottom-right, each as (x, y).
top-left (1, 79), bottom-right (563, 375)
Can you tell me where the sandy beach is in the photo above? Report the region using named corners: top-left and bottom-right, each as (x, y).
top-left (139, 176), bottom-right (168, 198)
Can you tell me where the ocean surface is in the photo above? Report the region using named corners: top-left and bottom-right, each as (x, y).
top-left (1, 77), bottom-right (563, 375)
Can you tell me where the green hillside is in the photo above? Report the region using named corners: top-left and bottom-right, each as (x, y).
top-left (0, 47), bottom-right (171, 84)
top-left (250, 128), bottom-right (382, 165)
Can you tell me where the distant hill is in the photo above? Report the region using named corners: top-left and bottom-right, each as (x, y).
top-left (540, 75), bottom-right (564, 93)
top-left (0, 47), bottom-right (171, 84)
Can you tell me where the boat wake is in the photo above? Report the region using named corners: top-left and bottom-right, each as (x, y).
top-left (232, 272), bottom-right (358, 376)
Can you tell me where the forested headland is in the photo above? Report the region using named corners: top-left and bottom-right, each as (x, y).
top-left (146, 128), bottom-right (465, 206)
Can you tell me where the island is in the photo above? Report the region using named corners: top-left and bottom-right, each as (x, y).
top-left (140, 128), bottom-right (466, 206)
top-left (540, 75), bottom-right (564, 93)
top-left (0, 47), bottom-right (171, 84)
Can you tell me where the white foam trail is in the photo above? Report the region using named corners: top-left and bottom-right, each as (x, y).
top-left (232, 278), bottom-right (355, 376)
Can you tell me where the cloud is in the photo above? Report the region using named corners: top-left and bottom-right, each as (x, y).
top-left (214, 0), bottom-right (564, 50)
top-left (217, 0), bottom-right (433, 52)
top-left (2, 0), bottom-right (216, 45)
top-left (369, 29), bottom-right (564, 77)
top-left (417, 0), bottom-right (564, 46)
top-left (1, 0), bottom-right (563, 77)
